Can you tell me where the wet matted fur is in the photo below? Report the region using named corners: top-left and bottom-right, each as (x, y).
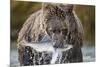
top-left (17, 3), bottom-right (84, 66)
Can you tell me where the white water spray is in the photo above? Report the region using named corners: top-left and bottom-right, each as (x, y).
top-left (21, 35), bottom-right (73, 64)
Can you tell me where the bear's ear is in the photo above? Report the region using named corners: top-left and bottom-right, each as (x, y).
top-left (58, 4), bottom-right (74, 13)
top-left (42, 3), bottom-right (53, 10)
top-left (42, 3), bottom-right (58, 10)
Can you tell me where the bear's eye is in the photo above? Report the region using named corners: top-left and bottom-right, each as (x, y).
top-left (52, 29), bottom-right (61, 34)
top-left (61, 28), bottom-right (68, 35)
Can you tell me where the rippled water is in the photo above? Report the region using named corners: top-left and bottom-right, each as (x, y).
top-left (81, 46), bottom-right (95, 62)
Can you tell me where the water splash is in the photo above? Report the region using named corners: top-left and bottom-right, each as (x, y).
top-left (20, 34), bottom-right (73, 64)
top-left (22, 42), bottom-right (73, 64)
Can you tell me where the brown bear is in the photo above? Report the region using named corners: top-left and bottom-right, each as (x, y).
top-left (17, 3), bottom-right (84, 66)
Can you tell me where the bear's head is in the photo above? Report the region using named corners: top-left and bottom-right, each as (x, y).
top-left (42, 3), bottom-right (75, 48)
